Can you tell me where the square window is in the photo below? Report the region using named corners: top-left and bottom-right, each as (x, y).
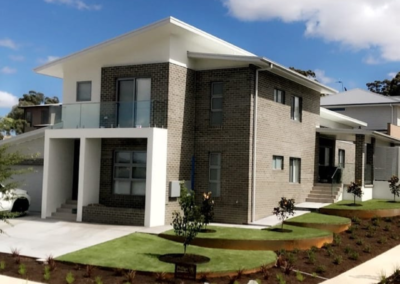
top-left (116, 152), bottom-right (131, 164)
top-left (114, 180), bottom-right (131, 195)
top-left (77, 81), bottom-right (92, 102)
top-left (132, 180), bottom-right (146, 195)
top-left (273, 156), bottom-right (284, 170)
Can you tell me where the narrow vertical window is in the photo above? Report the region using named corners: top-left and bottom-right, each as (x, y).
top-left (41, 109), bottom-right (49, 124)
top-left (210, 82), bottom-right (223, 126)
top-left (291, 96), bottom-right (302, 122)
top-left (209, 153), bottom-right (221, 196)
top-left (273, 156), bottom-right (284, 170)
top-left (77, 81), bottom-right (92, 102)
top-left (274, 89), bottom-right (285, 104)
top-left (25, 110), bottom-right (32, 126)
top-left (338, 149), bottom-right (345, 168)
top-left (290, 158), bottom-right (301, 183)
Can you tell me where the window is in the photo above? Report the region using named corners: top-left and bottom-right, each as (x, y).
top-left (338, 149), bottom-right (345, 168)
top-left (25, 111), bottom-right (32, 126)
top-left (291, 96), bottom-right (302, 122)
top-left (113, 151), bottom-right (146, 195)
top-left (272, 156), bottom-right (284, 170)
top-left (274, 89), bottom-right (285, 104)
top-left (209, 153), bottom-right (221, 196)
top-left (289, 158), bottom-right (301, 183)
top-left (77, 81), bottom-right (92, 102)
top-left (41, 109), bottom-right (49, 124)
top-left (210, 82), bottom-right (223, 126)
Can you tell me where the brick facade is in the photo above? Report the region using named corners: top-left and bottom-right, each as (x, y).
top-left (82, 206), bottom-right (144, 226)
top-left (355, 134), bottom-right (366, 186)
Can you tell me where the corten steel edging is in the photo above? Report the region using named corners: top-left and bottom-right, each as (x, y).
top-left (283, 221), bottom-right (351, 234)
top-left (158, 234), bottom-right (333, 251)
top-left (319, 208), bottom-right (400, 219)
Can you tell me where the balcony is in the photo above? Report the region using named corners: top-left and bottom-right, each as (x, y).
top-left (55, 100), bottom-right (167, 129)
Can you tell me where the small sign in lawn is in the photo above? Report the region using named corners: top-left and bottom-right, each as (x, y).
top-left (174, 263), bottom-right (197, 280)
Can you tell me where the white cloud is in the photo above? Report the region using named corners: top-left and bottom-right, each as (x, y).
top-left (314, 69), bottom-right (335, 85)
top-left (0, 91), bottom-right (18, 108)
top-left (388, 72), bottom-right (398, 78)
top-left (0, 67), bottom-right (17, 74)
top-left (38, 56), bottom-right (60, 64)
top-left (9, 55), bottom-right (25, 62)
top-left (0, 38), bottom-right (18, 50)
top-left (223, 0), bottom-right (400, 62)
top-left (363, 55), bottom-right (382, 65)
top-left (44, 0), bottom-right (101, 10)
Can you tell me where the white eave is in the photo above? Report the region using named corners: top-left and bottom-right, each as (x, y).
top-left (320, 107), bottom-right (367, 128)
top-left (188, 52), bottom-right (338, 95)
top-left (317, 128), bottom-right (400, 145)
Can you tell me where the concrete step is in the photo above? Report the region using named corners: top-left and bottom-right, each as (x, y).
top-left (66, 199), bottom-right (77, 205)
top-left (308, 193), bottom-right (336, 198)
top-left (56, 208), bottom-right (75, 213)
top-left (312, 186), bottom-right (341, 192)
top-left (50, 212), bottom-right (76, 221)
top-left (313, 183), bottom-right (332, 187)
top-left (61, 204), bottom-right (77, 209)
top-left (311, 188), bottom-right (340, 193)
top-left (306, 197), bottom-right (335, 203)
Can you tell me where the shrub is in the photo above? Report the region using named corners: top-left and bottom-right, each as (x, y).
top-left (347, 181), bottom-right (363, 205)
top-left (351, 216), bottom-right (361, 224)
top-left (384, 217), bottom-right (393, 223)
top-left (333, 255), bottom-right (343, 265)
top-left (124, 270), bottom-right (136, 284)
top-left (349, 251), bottom-right (359, 260)
top-left (307, 250), bottom-right (316, 264)
top-left (372, 216), bottom-right (381, 227)
top-left (0, 260), bottom-right (5, 270)
top-left (200, 191), bottom-right (214, 229)
top-left (363, 245), bottom-right (371, 253)
top-left (273, 197), bottom-right (295, 230)
top-left (344, 246), bottom-right (352, 254)
top-left (66, 272), bottom-right (75, 284)
top-left (260, 264), bottom-right (270, 280)
top-left (349, 232), bottom-right (356, 240)
top-left (236, 268), bottom-right (244, 279)
top-left (84, 265), bottom-right (94, 278)
top-left (296, 271), bottom-right (305, 282)
top-left (391, 234), bottom-right (399, 240)
top-left (94, 277), bottom-right (103, 284)
top-left (326, 247), bottom-right (335, 257)
top-left (286, 252), bottom-right (297, 265)
top-left (346, 226), bottom-right (354, 234)
top-left (356, 238), bottom-right (364, 246)
top-left (384, 225), bottom-right (391, 232)
top-left (333, 233), bottom-right (341, 246)
top-left (366, 231), bottom-right (375, 238)
top-left (276, 273), bottom-right (286, 284)
top-left (378, 237), bottom-right (387, 244)
top-left (171, 184), bottom-right (204, 254)
top-left (315, 265), bottom-right (326, 273)
top-left (283, 262), bottom-right (294, 275)
top-left (46, 255), bottom-right (56, 271)
top-left (388, 175), bottom-right (400, 202)
top-left (18, 264), bottom-right (26, 276)
top-left (43, 266), bottom-right (51, 282)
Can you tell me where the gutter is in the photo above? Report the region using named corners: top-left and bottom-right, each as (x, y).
top-left (251, 65), bottom-right (273, 222)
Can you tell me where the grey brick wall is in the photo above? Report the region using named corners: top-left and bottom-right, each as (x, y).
top-left (82, 206), bottom-right (144, 226)
top-left (255, 71), bottom-right (320, 221)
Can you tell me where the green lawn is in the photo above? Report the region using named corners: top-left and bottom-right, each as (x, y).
top-left (286, 213), bottom-right (351, 224)
top-left (324, 199), bottom-right (400, 210)
top-left (57, 233), bottom-right (276, 273)
top-left (163, 224), bottom-right (331, 240)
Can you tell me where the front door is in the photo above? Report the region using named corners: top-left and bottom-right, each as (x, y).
top-left (117, 78), bottom-right (151, 128)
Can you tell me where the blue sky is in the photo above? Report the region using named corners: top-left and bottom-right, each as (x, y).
top-left (1, 0), bottom-right (399, 116)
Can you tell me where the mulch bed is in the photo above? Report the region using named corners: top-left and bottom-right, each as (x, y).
top-left (1, 216), bottom-right (400, 283)
top-left (159, 253), bottom-right (210, 264)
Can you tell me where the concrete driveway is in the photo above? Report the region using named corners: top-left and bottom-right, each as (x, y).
top-left (0, 214), bottom-right (147, 259)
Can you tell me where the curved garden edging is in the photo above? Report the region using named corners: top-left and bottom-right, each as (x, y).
top-left (158, 233), bottom-right (333, 251)
top-left (283, 220), bottom-right (351, 233)
top-left (319, 208), bottom-right (400, 219)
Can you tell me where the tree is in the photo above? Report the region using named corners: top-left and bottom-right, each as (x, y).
top-left (289, 67), bottom-right (316, 79)
top-left (171, 184), bottom-right (204, 254)
top-left (200, 191), bottom-right (214, 230)
top-left (273, 197), bottom-right (295, 231)
top-left (366, 72), bottom-right (400, 96)
top-left (3, 91), bottom-right (60, 135)
top-left (388, 175), bottom-right (400, 202)
top-left (347, 181), bottom-right (363, 205)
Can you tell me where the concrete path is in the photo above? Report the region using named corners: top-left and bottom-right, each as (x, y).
top-left (251, 210), bottom-right (310, 227)
top-left (296, 202), bottom-right (331, 209)
top-left (0, 214), bottom-right (144, 259)
top-left (321, 244), bottom-right (400, 284)
top-left (0, 275), bottom-right (44, 284)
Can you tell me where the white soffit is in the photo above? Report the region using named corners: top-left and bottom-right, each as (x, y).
top-left (320, 107), bottom-right (367, 128)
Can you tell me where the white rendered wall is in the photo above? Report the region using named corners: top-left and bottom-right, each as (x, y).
top-left (42, 139), bottom-right (74, 218)
top-left (373, 181), bottom-right (398, 200)
top-left (145, 129), bottom-right (168, 227)
top-left (12, 165), bottom-right (43, 212)
top-left (342, 186), bottom-right (373, 202)
top-left (77, 138), bottom-right (101, 221)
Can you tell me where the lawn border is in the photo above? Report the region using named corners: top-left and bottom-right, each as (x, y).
top-left (319, 208), bottom-right (400, 219)
top-left (157, 233), bottom-right (333, 251)
top-left (283, 220), bottom-right (351, 233)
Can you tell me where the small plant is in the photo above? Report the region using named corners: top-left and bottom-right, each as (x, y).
top-left (349, 251), bottom-right (359, 260)
top-left (18, 264), bottom-right (26, 276)
top-left (384, 217), bottom-right (393, 223)
top-left (66, 272), bottom-right (75, 284)
top-left (363, 245), bottom-right (371, 253)
top-left (378, 237), bottom-right (387, 244)
top-left (326, 247), bottom-right (335, 257)
top-left (43, 266), bottom-right (51, 282)
top-left (200, 191), bottom-right (214, 230)
top-left (344, 246), bottom-right (352, 254)
top-left (260, 264), bottom-right (270, 280)
top-left (276, 273), bottom-right (286, 284)
top-left (310, 246), bottom-right (318, 252)
top-left (236, 268), bottom-right (244, 279)
top-left (124, 270), bottom-right (136, 284)
top-left (379, 270), bottom-right (387, 283)
top-left (366, 231), bottom-right (375, 238)
top-left (391, 233), bottom-right (399, 240)
top-left (384, 225), bottom-right (391, 232)
top-left (286, 252), bottom-right (297, 265)
top-left (388, 175), bottom-right (400, 202)
top-left (0, 260), bottom-right (5, 270)
top-left (292, 248), bottom-right (300, 254)
top-left (333, 233), bottom-right (341, 246)
top-left (346, 226), bottom-right (354, 234)
top-left (273, 197), bottom-right (295, 230)
top-left (356, 238), bottom-right (364, 246)
top-left (349, 232), bottom-right (356, 240)
top-left (333, 255), bottom-right (343, 265)
top-left (84, 265), bottom-right (94, 278)
top-left (275, 254), bottom-right (285, 268)
top-left (312, 272), bottom-right (318, 277)
top-left (296, 271), bottom-right (305, 282)
top-left (315, 265), bottom-right (326, 274)
top-left (154, 272), bottom-right (167, 283)
top-left (372, 216), bottom-right (381, 227)
top-left (11, 247), bottom-right (21, 264)
top-left (351, 216), bottom-right (361, 224)
top-left (307, 250), bottom-right (316, 264)
top-left (94, 276), bottom-right (103, 284)
top-left (113, 268), bottom-right (124, 276)
top-left (283, 261), bottom-right (294, 275)
top-left (46, 255), bottom-right (57, 271)
top-left (322, 243), bottom-right (331, 249)
top-left (347, 181), bottom-right (363, 205)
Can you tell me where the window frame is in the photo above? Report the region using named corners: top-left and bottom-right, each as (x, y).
top-left (274, 89), bottom-right (285, 104)
top-left (289, 157), bottom-right (301, 183)
top-left (113, 150), bottom-right (147, 196)
top-left (338, 149), bottom-right (345, 168)
top-left (210, 82), bottom-right (224, 126)
top-left (76, 81), bottom-right (92, 102)
top-left (208, 152), bottom-right (221, 197)
top-left (272, 155), bottom-right (284, 170)
top-left (291, 96), bottom-right (303, 122)
top-left (25, 110), bottom-right (32, 126)
top-left (41, 109), bottom-right (49, 124)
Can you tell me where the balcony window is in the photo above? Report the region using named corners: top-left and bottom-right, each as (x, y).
top-left (77, 81), bottom-right (92, 102)
top-left (114, 151), bottom-right (147, 195)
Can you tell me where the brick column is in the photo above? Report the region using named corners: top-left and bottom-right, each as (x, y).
top-left (314, 133), bottom-right (320, 183)
top-left (355, 134), bottom-right (365, 186)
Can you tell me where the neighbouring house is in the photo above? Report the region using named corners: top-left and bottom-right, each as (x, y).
top-left (4, 17), bottom-right (397, 227)
top-left (20, 104), bottom-right (62, 133)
